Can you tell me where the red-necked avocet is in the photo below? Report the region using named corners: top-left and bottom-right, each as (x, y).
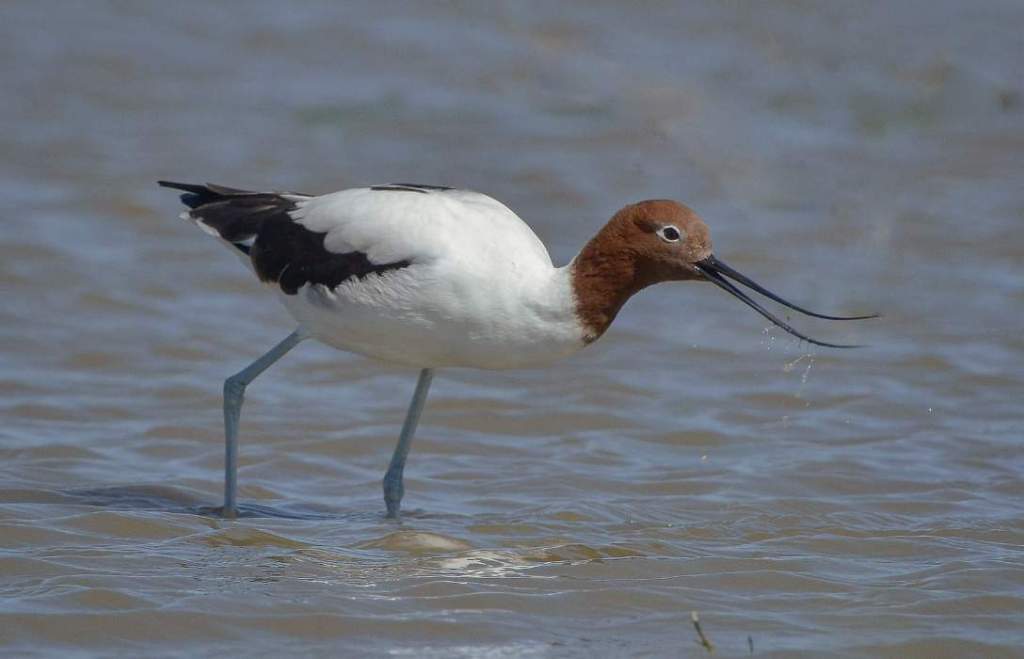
top-left (159, 180), bottom-right (876, 519)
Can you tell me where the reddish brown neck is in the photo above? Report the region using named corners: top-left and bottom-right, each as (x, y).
top-left (570, 224), bottom-right (662, 343)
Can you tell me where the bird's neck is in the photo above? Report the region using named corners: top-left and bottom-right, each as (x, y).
top-left (569, 226), bottom-right (657, 343)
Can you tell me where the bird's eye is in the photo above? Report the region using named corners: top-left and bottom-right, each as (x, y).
top-left (659, 226), bottom-right (682, 242)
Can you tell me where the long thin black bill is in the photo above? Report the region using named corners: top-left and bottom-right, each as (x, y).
top-left (699, 255), bottom-right (878, 321)
top-left (695, 264), bottom-right (861, 348)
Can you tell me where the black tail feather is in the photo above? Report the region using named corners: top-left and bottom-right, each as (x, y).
top-left (159, 180), bottom-right (303, 246)
top-left (157, 180), bottom-right (259, 209)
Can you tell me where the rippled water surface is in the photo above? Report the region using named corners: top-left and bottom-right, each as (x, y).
top-left (2, 2), bottom-right (1023, 657)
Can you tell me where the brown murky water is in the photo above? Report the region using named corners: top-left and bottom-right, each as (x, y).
top-left (2, 2), bottom-right (1023, 657)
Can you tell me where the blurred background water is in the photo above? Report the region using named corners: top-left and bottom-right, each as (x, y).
top-left (1, 2), bottom-right (1022, 657)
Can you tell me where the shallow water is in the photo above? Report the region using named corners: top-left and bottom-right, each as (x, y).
top-left (2, 2), bottom-right (1023, 657)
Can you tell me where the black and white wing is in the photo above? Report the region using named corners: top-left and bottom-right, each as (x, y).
top-left (159, 181), bottom-right (412, 295)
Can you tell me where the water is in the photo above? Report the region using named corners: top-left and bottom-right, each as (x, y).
top-left (2, 2), bottom-right (1023, 656)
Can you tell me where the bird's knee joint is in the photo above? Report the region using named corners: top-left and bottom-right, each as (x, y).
top-left (224, 376), bottom-right (247, 401)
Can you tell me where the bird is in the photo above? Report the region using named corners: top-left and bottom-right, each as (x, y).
top-left (159, 180), bottom-right (876, 519)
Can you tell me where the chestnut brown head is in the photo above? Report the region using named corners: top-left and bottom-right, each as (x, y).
top-left (572, 199), bottom-right (877, 346)
top-left (603, 199), bottom-right (713, 284)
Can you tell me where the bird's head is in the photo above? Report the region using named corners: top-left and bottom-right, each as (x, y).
top-left (571, 199), bottom-right (877, 345)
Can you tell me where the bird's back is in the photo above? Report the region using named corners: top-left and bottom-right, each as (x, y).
top-left (297, 185), bottom-right (554, 271)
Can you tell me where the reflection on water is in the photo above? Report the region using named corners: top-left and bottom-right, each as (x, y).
top-left (2, 1), bottom-right (1023, 656)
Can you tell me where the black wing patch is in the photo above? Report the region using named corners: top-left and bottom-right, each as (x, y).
top-left (159, 180), bottom-right (411, 295)
top-left (370, 182), bottom-right (454, 194)
top-left (249, 218), bottom-right (411, 295)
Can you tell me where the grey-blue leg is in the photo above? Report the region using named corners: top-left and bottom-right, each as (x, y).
top-left (222, 329), bottom-right (305, 518)
top-left (383, 368), bottom-right (435, 519)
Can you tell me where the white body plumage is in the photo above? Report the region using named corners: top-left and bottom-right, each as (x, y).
top-left (198, 186), bottom-right (588, 369)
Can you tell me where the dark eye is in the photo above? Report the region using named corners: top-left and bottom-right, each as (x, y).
top-left (659, 226), bottom-right (681, 242)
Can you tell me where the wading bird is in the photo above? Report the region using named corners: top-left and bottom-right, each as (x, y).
top-left (160, 181), bottom-right (875, 518)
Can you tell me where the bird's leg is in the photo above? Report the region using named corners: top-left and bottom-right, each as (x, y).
top-left (222, 329), bottom-right (306, 519)
top-left (383, 368), bottom-right (435, 519)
